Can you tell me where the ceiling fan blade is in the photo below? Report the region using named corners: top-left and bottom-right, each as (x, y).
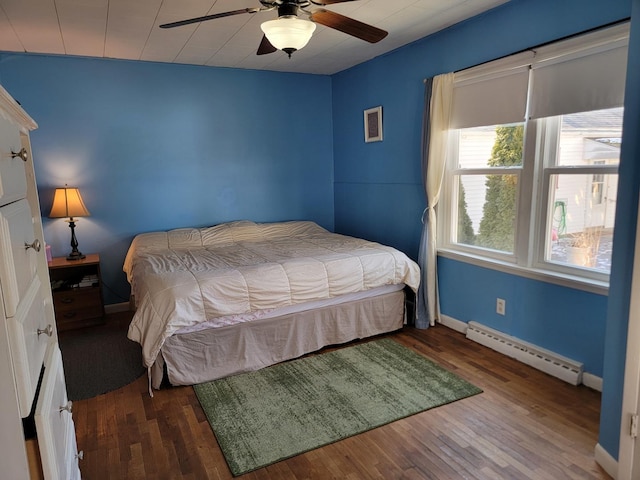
top-left (310, 9), bottom-right (388, 43)
top-left (257, 35), bottom-right (277, 55)
top-left (159, 8), bottom-right (260, 29)
top-left (310, 0), bottom-right (359, 4)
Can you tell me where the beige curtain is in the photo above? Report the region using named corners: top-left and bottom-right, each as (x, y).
top-left (417, 72), bottom-right (454, 328)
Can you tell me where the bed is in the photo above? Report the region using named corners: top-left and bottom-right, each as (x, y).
top-left (123, 220), bottom-right (420, 389)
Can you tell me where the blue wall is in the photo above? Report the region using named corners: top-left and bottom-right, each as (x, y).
top-left (0, 55), bottom-right (334, 304)
top-left (0, 0), bottom-right (636, 465)
top-left (601, 0), bottom-right (640, 459)
top-left (331, 0), bottom-right (633, 462)
top-left (438, 258), bottom-right (608, 376)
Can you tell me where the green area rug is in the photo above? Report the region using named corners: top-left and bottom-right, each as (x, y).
top-left (194, 338), bottom-right (482, 476)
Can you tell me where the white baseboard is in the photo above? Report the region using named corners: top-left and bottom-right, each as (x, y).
top-left (438, 314), bottom-right (602, 391)
top-left (104, 302), bottom-right (131, 314)
top-left (595, 443), bottom-right (618, 479)
top-left (582, 372), bottom-right (603, 392)
top-left (438, 314), bottom-right (467, 333)
top-left (467, 321), bottom-right (583, 385)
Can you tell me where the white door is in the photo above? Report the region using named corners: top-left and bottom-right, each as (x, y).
top-left (618, 196), bottom-right (640, 479)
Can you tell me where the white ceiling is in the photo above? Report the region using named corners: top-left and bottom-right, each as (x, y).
top-left (0, 0), bottom-right (509, 75)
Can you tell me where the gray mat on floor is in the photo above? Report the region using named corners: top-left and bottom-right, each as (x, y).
top-left (58, 318), bottom-right (145, 401)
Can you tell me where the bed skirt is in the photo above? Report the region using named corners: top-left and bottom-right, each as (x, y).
top-left (152, 289), bottom-right (406, 388)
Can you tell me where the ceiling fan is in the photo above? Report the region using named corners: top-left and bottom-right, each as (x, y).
top-left (159, 0), bottom-right (388, 58)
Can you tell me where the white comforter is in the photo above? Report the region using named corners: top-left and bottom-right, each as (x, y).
top-left (124, 221), bottom-right (420, 368)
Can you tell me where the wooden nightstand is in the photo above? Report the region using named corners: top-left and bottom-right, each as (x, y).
top-left (48, 253), bottom-right (105, 331)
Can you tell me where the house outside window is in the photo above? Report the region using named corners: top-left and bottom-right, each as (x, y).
top-left (592, 162), bottom-right (606, 206)
top-left (543, 111), bottom-right (621, 273)
top-left (439, 23), bottom-right (628, 287)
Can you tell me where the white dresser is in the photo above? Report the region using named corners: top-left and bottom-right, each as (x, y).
top-left (0, 85), bottom-right (81, 479)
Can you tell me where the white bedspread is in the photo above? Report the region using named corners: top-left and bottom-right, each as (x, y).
top-left (124, 221), bottom-right (420, 368)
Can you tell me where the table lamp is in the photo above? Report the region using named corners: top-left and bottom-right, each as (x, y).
top-left (49, 185), bottom-right (90, 260)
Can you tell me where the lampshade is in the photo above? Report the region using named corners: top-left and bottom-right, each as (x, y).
top-left (49, 186), bottom-right (90, 219)
top-left (261, 16), bottom-right (316, 56)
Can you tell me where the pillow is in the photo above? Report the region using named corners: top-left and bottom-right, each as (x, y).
top-left (258, 221), bottom-right (327, 239)
top-left (167, 228), bottom-right (203, 248)
top-left (201, 221), bottom-right (260, 246)
top-left (200, 220), bottom-right (327, 245)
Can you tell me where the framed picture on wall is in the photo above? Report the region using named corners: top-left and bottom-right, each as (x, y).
top-left (364, 106), bottom-right (383, 142)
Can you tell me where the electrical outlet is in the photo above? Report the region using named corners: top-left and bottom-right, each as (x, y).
top-left (496, 298), bottom-right (506, 316)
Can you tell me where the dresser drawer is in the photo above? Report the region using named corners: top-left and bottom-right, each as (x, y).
top-left (53, 288), bottom-right (103, 330)
top-left (0, 113), bottom-right (27, 207)
top-left (53, 288), bottom-right (101, 311)
top-left (0, 198), bottom-right (39, 318)
top-left (35, 343), bottom-right (82, 480)
top-left (5, 277), bottom-right (50, 417)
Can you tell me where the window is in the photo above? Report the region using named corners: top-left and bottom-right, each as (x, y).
top-left (440, 23), bottom-right (628, 285)
top-left (540, 109), bottom-right (621, 274)
top-left (452, 123), bottom-right (524, 255)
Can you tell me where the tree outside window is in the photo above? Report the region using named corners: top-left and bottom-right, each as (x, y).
top-left (476, 125), bottom-right (523, 252)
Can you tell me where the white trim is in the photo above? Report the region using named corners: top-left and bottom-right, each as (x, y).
top-left (438, 314), bottom-right (467, 333)
top-left (438, 249), bottom-right (608, 296)
top-left (466, 321), bottom-right (583, 385)
top-left (544, 165), bottom-right (619, 176)
top-left (439, 314), bottom-right (603, 390)
top-left (104, 302), bottom-right (130, 314)
top-left (595, 443), bottom-right (618, 479)
top-left (0, 84), bottom-right (37, 132)
top-left (533, 23), bottom-right (630, 66)
top-left (454, 51), bottom-right (535, 84)
top-left (582, 372), bottom-right (603, 392)
top-left (617, 194), bottom-right (640, 479)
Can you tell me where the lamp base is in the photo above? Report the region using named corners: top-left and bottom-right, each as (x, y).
top-left (66, 218), bottom-right (85, 261)
top-left (66, 251), bottom-right (86, 261)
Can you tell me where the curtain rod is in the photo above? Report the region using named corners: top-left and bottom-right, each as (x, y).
top-left (421, 18), bottom-right (629, 84)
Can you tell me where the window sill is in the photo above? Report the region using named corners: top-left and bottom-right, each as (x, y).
top-left (437, 248), bottom-right (609, 296)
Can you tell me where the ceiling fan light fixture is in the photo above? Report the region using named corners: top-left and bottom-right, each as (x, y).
top-left (261, 16), bottom-right (316, 57)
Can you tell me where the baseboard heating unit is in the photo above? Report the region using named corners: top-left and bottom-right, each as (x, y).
top-left (465, 321), bottom-right (583, 385)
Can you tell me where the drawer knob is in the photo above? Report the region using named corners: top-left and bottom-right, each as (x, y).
top-left (59, 400), bottom-right (73, 413)
top-left (24, 239), bottom-right (41, 252)
top-left (61, 297), bottom-right (74, 304)
top-left (63, 312), bottom-right (76, 319)
top-left (11, 148), bottom-right (28, 162)
top-left (37, 324), bottom-right (53, 337)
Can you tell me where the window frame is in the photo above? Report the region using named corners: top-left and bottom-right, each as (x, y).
top-left (442, 128), bottom-right (524, 264)
top-left (437, 23), bottom-right (628, 293)
top-left (532, 116), bottom-right (619, 282)
top-left (439, 112), bottom-right (620, 291)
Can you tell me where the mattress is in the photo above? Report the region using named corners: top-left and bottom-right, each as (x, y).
top-left (124, 220), bottom-right (421, 369)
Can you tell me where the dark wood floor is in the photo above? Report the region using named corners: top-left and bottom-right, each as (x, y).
top-left (72, 317), bottom-right (611, 479)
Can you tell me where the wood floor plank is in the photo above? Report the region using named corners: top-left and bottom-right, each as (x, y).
top-left (72, 317), bottom-right (612, 479)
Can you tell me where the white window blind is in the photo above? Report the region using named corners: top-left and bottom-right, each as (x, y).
top-left (450, 52), bottom-right (533, 129)
top-left (450, 22), bottom-right (629, 127)
top-left (529, 23), bottom-right (629, 119)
